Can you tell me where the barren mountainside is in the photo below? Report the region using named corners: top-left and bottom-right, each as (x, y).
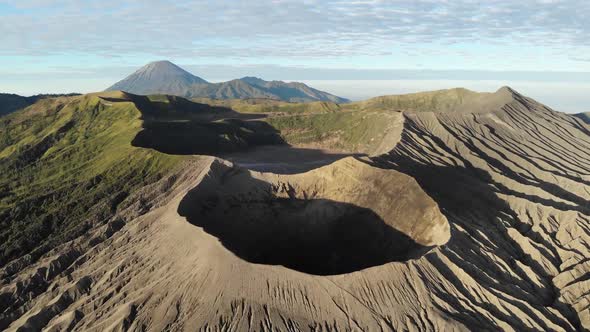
top-left (1, 87), bottom-right (589, 331)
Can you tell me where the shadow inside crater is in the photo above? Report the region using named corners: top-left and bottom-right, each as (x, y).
top-left (221, 146), bottom-right (364, 174)
top-left (126, 94), bottom-right (286, 155)
top-left (177, 163), bottom-right (428, 275)
top-left (131, 118), bottom-right (286, 155)
top-left (127, 94), bottom-right (361, 174)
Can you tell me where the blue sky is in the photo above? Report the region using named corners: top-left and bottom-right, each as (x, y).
top-left (1, 0), bottom-right (589, 112)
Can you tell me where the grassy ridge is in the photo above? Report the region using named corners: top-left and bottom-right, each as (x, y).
top-left (0, 94), bottom-right (180, 265)
top-left (266, 110), bottom-right (396, 152)
top-left (351, 88), bottom-right (472, 112)
top-left (0, 93), bottom-right (82, 117)
top-left (191, 97), bottom-right (342, 114)
top-left (193, 88), bottom-right (496, 115)
top-left (0, 94), bottom-right (31, 117)
top-left (0, 92), bottom-right (292, 265)
top-left (193, 88), bottom-right (513, 152)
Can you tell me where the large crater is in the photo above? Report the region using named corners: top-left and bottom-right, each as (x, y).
top-left (178, 157), bottom-right (450, 275)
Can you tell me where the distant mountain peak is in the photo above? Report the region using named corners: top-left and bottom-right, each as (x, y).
top-left (148, 59), bottom-right (175, 65)
top-left (140, 60), bottom-right (195, 75)
top-left (106, 62), bottom-right (349, 103)
top-left (105, 60), bottom-right (208, 95)
top-left (134, 60), bottom-right (207, 82)
top-left (240, 76), bottom-right (264, 81)
top-left (239, 76), bottom-right (268, 87)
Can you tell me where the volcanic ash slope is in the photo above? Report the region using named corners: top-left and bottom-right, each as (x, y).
top-left (370, 87), bottom-right (590, 331)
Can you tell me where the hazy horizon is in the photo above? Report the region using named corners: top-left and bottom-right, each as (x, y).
top-left (1, 64), bottom-right (589, 113)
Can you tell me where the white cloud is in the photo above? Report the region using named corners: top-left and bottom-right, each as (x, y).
top-left (0, 0), bottom-right (588, 59)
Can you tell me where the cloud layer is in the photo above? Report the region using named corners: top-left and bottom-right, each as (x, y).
top-left (0, 0), bottom-right (588, 59)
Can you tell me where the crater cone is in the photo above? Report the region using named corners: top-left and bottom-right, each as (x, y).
top-left (179, 157), bottom-right (450, 275)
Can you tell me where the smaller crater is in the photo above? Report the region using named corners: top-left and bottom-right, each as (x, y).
top-left (178, 158), bottom-right (449, 275)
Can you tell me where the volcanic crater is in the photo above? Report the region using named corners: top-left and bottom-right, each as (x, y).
top-left (178, 157), bottom-right (450, 275)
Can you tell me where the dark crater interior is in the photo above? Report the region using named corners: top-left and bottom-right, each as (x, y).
top-left (178, 164), bottom-right (427, 275)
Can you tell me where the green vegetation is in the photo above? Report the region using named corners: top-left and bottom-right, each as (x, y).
top-left (194, 87), bottom-right (511, 116)
top-left (353, 88), bottom-right (497, 112)
top-left (191, 97), bottom-right (342, 114)
top-left (0, 92), bottom-right (291, 265)
top-left (191, 87), bottom-right (512, 153)
top-left (352, 88), bottom-right (464, 112)
top-left (190, 88), bottom-right (506, 152)
top-left (266, 110), bottom-right (396, 151)
top-left (0, 94), bottom-right (31, 117)
top-left (0, 93), bottom-right (181, 265)
top-left (0, 93), bottom-right (82, 117)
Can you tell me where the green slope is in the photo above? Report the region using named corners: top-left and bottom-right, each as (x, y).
top-left (0, 94), bottom-right (32, 117)
top-left (0, 92), bottom-right (181, 265)
top-left (265, 110), bottom-right (399, 153)
top-left (0, 93), bottom-right (82, 117)
top-left (194, 87), bottom-right (514, 115)
top-left (0, 91), bottom-right (296, 265)
top-left (352, 87), bottom-right (514, 113)
top-left (191, 97), bottom-right (342, 114)
top-left (190, 98), bottom-right (396, 152)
